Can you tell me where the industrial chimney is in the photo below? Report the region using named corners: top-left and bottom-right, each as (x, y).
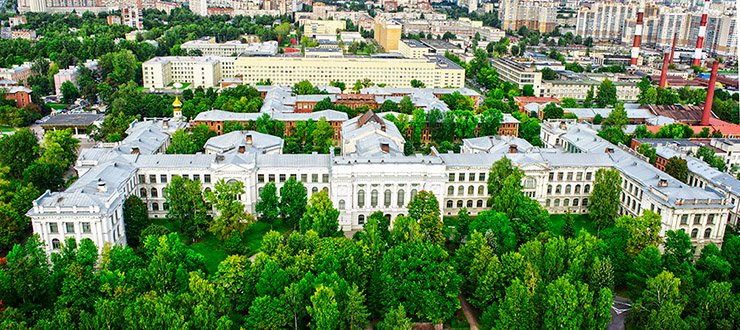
top-left (669, 32), bottom-right (678, 64)
top-left (693, 0), bottom-right (711, 67)
top-left (630, 0), bottom-right (645, 66)
top-left (659, 48), bottom-right (670, 88)
top-left (701, 60), bottom-right (719, 126)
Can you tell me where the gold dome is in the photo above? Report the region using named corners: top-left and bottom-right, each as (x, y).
top-left (172, 95), bottom-right (182, 108)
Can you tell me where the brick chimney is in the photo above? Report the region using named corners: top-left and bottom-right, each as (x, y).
top-left (97, 179), bottom-right (107, 193)
top-left (508, 144), bottom-right (518, 153)
top-left (701, 60), bottom-right (719, 126)
top-left (238, 145), bottom-right (246, 153)
top-left (380, 142), bottom-right (390, 153)
top-left (131, 146), bottom-right (140, 154)
top-left (245, 134), bottom-right (253, 145)
top-left (669, 32), bottom-right (677, 64)
top-left (659, 48), bottom-right (670, 88)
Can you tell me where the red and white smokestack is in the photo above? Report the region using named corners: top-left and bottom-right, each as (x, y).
top-left (692, 0), bottom-right (711, 67)
top-left (659, 48), bottom-right (670, 88)
top-left (701, 60), bottom-right (719, 126)
top-left (669, 32), bottom-right (677, 64)
top-left (630, 0), bottom-right (646, 66)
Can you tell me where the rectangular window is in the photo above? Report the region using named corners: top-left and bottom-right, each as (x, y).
top-left (586, 172), bottom-right (593, 180)
top-left (576, 172), bottom-right (583, 181)
top-left (258, 174), bottom-right (264, 183)
top-left (694, 214), bottom-right (702, 225)
top-left (301, 174), bottom-right (308, 182)
top-left (193, 174), bottom-right (200, 182)
top-left (469, 173), bottom-right (475, 181)
top-left (479, 173), bottom-right (485, 181)
top-left (312, 174), bottom-right (319, 183)
top-left (138, 174), bottom-right (146, 183)
top-left (160, 174), bottom-right (168, 183)
top-left (82, 222), bottom-right (91, 233)
top-left (449, 173), bottom-right (455, 182)
top-left (567, 172), bottom-right (573, 181)
top-left (557, 172), bottom-right (564, 181)
top-left (269, 174), bottom-right (275, 182)
top-left (65, 222), bottom-right (75, 233)
top-left (323, 174), bottom-right (329, 183)
top-left (680, 214), bottom-right (688, 225)
top-left (707, 214), bottom-right (715, 225)
top-left (149, 175), bottom-right (156, 183)
top-left (49, 223), bottom-right (58, 233)
top-left (458, 173), bottom-right (465, 181)
top-left (183, 174), bottom-right (189, 180)
top-left (290, 174), bottom-right (297, 180)
top-left (549, 172), bottom-right (554, 180)
top-left (279, 174), bottom-right (286, 182)
top-left (204, 174), bottom-right (211, 183)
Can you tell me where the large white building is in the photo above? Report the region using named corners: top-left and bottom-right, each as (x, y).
top-left (180, 39), bottom-right (278, 57)
top-left (27, 115), bottom-right (738, 254)
top-left (142, 57), bottom-right (223, 89)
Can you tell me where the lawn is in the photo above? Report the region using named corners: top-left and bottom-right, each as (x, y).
top-left (151, 218), bottom-right (293, 273)
top-left (549, 213), bottom-right (598, 236)
top-left (46, 102), bottom-right (68, 110)
top-left (0, 125), bottom-right (15, 132)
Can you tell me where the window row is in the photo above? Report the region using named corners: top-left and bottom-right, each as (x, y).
top-left (258, 173), bottom-right (328, 184)
top-left (683, 228), bottom-right (713, 239)
top-left (679, 214), bottom-right (717, 226)
top-left (48, 222), bottom-right (91, 234)
top-left (447, 185), bottom-right (486, 196)
top-left (448, 172), bottom-right (487, 182)
top-left (138, 173), bottom-right (211, 184)
top-left (355, 189), bottom-right (416, 208)
top-left (445, 199), bottom-right (486, 209)
top-left (545, 198), bottom-right (589, 208)
top-left (548, 171), bottom-right (592, 182)
top-left (547, 184), bottom-right (591, 195)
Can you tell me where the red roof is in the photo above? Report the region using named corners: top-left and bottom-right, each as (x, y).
top-left (514, 96), bottom-right (560, 104)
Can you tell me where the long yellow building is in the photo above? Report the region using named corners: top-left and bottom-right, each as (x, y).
top-left (233, 56), bottom-right (465, 88)
top-left (373, 19), bottom-right (402, 52)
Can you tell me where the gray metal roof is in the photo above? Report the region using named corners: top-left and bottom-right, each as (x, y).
top-left (41, 113), bottom-right (105, 127)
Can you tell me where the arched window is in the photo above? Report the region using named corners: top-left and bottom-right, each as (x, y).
top-left (339, 200), bottom-right (345, 210)
top-left (52, 238), bottom-right (61, 250)
top-left (323, 187), bottom-right (328, 192)
top-left (555, 185), bottom-right (562, 194)
top-left (152, 203), bottom-right (159, 211)
top-left (397, 190), bottom-right (405, 207)
top-left (458, 186), bottom-right (464, 196)
top-left (524, 177), bottom-right (536, 189)
top-left (151, 188), bottom-right (158, 198)
top-left (140, 187), bottom-right (147, 197)
top-left (163, 202), bottom-right (169, 210)
top-left (478, 185), bottom-right (484, 195)
top-left (410, 189), bottom-right (418, 200)
top-left (704, 228), bottom-right (712, 238)
top-left (204, 187), bottom-right (212, 194)
top-left (357, 190), bottom-right (365, 208)
top-left (447, 186), bottom-right (454, 196)
top-left (456, 200), bottom-right (463, 208)
top-left (565, 185), bottom-right (572, 194)
top-left (691, 228), bottom-right (699, 238)
top-left (547, 185), bottom-right (552, 194)
top-left (554, 199), bottom-right (560, 207)
top-left (466, 200), bottom-right (473, 208)
top-left (564, 198), bottom-right (570, 207)
top-left (446, 200), bottom-right (453, 208)
top-left (584, 184), bottom-right (591, 193)
top-left (358, 215), bottom-right (365, 225)
top-left (312, 187), bottom-right (319, 194)
top-left (477, 200), bottom-right (483, 207)
top-left (384, 190), bottom-right (392, 207)
top-left (572, 199), bottom-right (579, 207)
top-left (582, 198), bottom-right (588, 206)
top-left (546, 199), bottom-right (551, 207)
top-left (574, 185), bottom-right (581, 194)
top-left (467, 186), bottom-right (474, 195)
top-left (371, 189), bottom-right (379, 207)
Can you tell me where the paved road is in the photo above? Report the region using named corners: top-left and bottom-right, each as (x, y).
top-left (458, 294), bottom-right (479, 330)
top-left (608, 296), bottom-right (632, 330)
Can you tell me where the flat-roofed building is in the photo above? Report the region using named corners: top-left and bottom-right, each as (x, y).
top-left (142, 56), bottom-right (222, 89)
top-left (303, 19), bottom-right (346, 38)
top-left (233, 55), bottom-right (465, 88)
top-left (374, 19), bottom-right (402, 52)
top-left (398, 39), bottom-right (432, 59)
top-left (181, 38), bottom-right (278, 56)
top-left (492, 58), bottom-right (543, 96)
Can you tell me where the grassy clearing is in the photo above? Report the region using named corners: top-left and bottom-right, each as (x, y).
top-left (549, 213), bottom-right (598, 236)
top-left (46, 102), bottom-right (68, 110)
top-left (151, 218), bottom-right (293, 273)
top-left (0, 125), bottom-right (16, 132)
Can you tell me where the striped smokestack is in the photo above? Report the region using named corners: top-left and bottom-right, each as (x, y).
top-left (630, 0), bottom-right (646, 66)
top-left (693, 0), bottom-right (711, 67)
top-left (701, 60), bottom-right (719, 126)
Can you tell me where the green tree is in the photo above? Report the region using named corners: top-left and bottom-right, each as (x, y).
top-left (562, 212), bottom-right (575, 238)
top-left (313, 117), bottom-right (334, 154)
top-left (399, 96), bottom-right (415, 114)
top-left (410, 79), bottom-right (425, 88)
top-left (407, 190), bottom-right (440, 220)
top-left (596, 79), bottom-right (617, 107)
top-left (494, 279), bottom-right (536, 330)
top-left (589, 168), bottom-right (622, 230)
top-left (205, 179), bottom-right (254, 241)
top-left (616, 211), bottom-right (663, 256)
top-left (469, 210), bottom-right (517, 254)
top-left (60, 81), bottom-right (80, 104)
top-left (662, 230), bottom-right (694, 271)
top-left (301, 190), bottom-right (340, 237)
top-left (308, 285), bottom-right (340, 330)
top-left (0, 235), bottom-right (52, 309)
top-left (487, 157), bottom-right (520, 203)
top-left (293, 80), bottom-right (319, 95)
top-left (543, 276), bottom-right (592, 329)
top-left (246, 296), bottom-right (290, 329)
top-left (123, 195), bottom-right (149, 247)
top-left (602, 103), bottom-right (628, 130)
top-left (457, 207), bottom-right (472, 239)
top-left (664, 157), bottom-right (688, 183)
top-left (98, 49), bottom-right (137, 86)
top-left (630, 271), bottom-right (687, 330)
top-left (542, 102), bottom-right (564, 119)
top-left (256, 182), bottom-right (280, 229)
top-left (343, 284), bottom-right (370, 330)
top-left (377, 305), bottom-right (412, 330)
top-left (166, 129), bottom-right (196, 154)
top-left (540, 67), bottom-right (558, 80)
top-left (280, 177), bottom-right (307, 230)
top-left (583, 86), bottom-right (595, 107)
top-left (164, 176), bottom-right (210, 242)
top-left (0, 128), bottom-right (39, 179)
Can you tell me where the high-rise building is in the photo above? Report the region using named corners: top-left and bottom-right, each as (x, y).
top-left (121, 6), bottom-right (144, 30)
top-left (499, 0), bottom-right (558, 33)
top-left (373, 19), bottom-right (403, 52)
top-left (575, 1), bottom-right (638, 43)
top-left (189, 0), bottom-right (208, 16)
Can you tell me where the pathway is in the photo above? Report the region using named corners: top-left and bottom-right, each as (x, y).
top-left (458, 294), bottom-right (479, 330)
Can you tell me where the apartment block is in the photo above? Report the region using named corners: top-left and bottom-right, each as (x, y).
top-left (374, 19), bottom-right (403, 52)
top-left (303, 19), bottom-right (346, 37)
top-left (142, 57), bottom-right (222, 89)
top-left (491, 58), bottom-right (543, 96)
